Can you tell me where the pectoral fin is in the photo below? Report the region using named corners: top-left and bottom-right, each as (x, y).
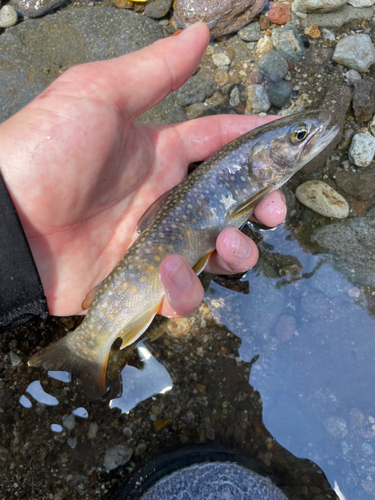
top-left (192, 251), bottom-right (213, 276)
top-left (82, 283), bottom-right (101, 310)
top-left (119, 303), bottom-right (162, 349)
top-left (227, 185), bottom-right (274, 220)
top-left (137, 190), bottom-right (174, 234)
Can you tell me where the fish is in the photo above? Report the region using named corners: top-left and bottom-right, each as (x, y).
top-left (28, 109), bottom-right (339, 395)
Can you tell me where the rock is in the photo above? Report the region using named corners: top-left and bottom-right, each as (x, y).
top-left (212, 53), bottom-right (231, 66)
top-left (349, 132), bottom-right (375, 167)
top-left (344, 69), bottom-right (361, 86)
top-left (292, 0), bottom-right (347, 13)
top-left (62, 414), bottom-right (75, 430)
top-left (0, 6), bottom-right (17, 28)
top-left (238, 22), bottom-right (262, 42)
top-left (303, 45), bottom-right (333, 67)
top-left (370, 114), bottom-right (375, 135)
top-left (248, 71), bottom-right (263, 84)
top-left (271, 22), bottom-right (306, 62)
top-left (321, 28), bottom-right (335, 41)
top-left (267, 80), bottom-right (293, 107)
top-left (352, 77), bottom-right (375, 122)
top-left (185, 103), bottom-right (205, 120)
top-left (333, 34), bottom-right (375, 72)
top-left (8, 0), bottom-right (66, 17)
top-left (0, 8), bottom-right (163, 124)
top-left (267, 2), bottom-right (291, 24)
top-left (275, 314), bottom-right (296, 342)
top-left (144, 0), bottom-right (173, 19)
top-left (277, 93), bottom-right (312, 116)
top-left (246, 84), bottom-right (271, 113)
top-left (302, 85), bottom-right (352, 173)
top-left (259, 14), bottom-right (271, 29)
top-left (296, 181), bottom-right (349, 218)
top-left (247, 41), bottom-right (257, 50)
top-left (115, 0), bottom-right (134, 8)
top-left (304, 24), bottom-right (320, 38)
top-left (258, 50), bottom-right (289, 82)
top-left (256, 35), bottom-right (274, 55)
top-left (348, 0), bottom-right (375, 5)
top-left (104, 445), bottom-right (133, 471)
top-left (311, 217), bottom-right (375, 287)
top-left (172, 0), bottom-right (268, 39)
top-left (324, 416), bottom-right (348, 439)
top-left (215, 71), bottom-right (228, 86)
top-left (300, 5), bottom-right (375, 29)
top-left (175, 75), bottom-right (217, 106)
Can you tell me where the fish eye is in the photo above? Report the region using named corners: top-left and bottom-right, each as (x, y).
top-left (289, 124), bottom-right (309, 144)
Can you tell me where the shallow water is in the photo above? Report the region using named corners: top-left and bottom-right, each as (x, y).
top-left (1, 210), bottom-right (374, 499)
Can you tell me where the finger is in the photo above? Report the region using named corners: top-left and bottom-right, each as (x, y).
top-left (205, 228), bottom-right (259, 275)
top-left (159, 254), bottom-right (204, 318)
top-left (107, 22), bottom-right (210, 118)
top-left (155, 114), bottom-right (279, 166)
top-left (252, 189), bottom-right (286, 227)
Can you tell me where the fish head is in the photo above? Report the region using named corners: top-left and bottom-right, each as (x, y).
top-left (249, 109), bottom-right (339, 185)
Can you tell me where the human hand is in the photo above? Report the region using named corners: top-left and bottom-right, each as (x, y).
top-left (0, 22), bottom-right (286, 318)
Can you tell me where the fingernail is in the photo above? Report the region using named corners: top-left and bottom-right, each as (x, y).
top-left (224, 230), bottom-right (251, 259)
top-left (179, 22), bottom-right (205, 38)
top-left (165, 257), bottom-right (194, 291)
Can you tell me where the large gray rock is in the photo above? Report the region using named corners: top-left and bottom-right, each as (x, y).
top-left (175, 75), bottom-right (217, 107)
top-left (144, 0), bottom-right (173, 19)
top-left (335, 165), bottom-right (375, 200)
top-left (300, 4), bottom-right (375, 29)
top-left (258, 50), bottom-right (289, 83)
top-left (9, 0), bottom-right (67, 18)
top-left (271, 22), bottom-right (305, 63)
top-left (333, 34), bottom-right (375, 72)
top-left (311, 218), bottom-right (375, 287)
top-left (0, 8), bottom-right (163, 123)
top-left (292, 0), bottom-right (347, 13)
top-left (172, 0), bottom-right (268, 39)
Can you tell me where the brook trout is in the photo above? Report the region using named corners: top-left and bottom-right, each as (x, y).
top-left (28, 109), bottom-right (339, 394)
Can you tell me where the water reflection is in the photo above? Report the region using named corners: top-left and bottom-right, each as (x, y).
top-left (206, 222), bottom-right (375, 500)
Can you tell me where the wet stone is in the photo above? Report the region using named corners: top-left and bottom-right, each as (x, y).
top-left (175, 75), bottom-right (217, 106)
top-left (353, 77), bottom-right (375, 122)
top-left (296, 180), bottom-right (349, 218)
top-left (144, 0), bottom-right (173, 19)
top-left (271, 22), bottom-right (306, 62)
top-left (238, 22), bottom-right (262, 42)
top-left (333, 34), bottom-right (375, 72)
top-left (266, 80), bottom-right (293, 108)
top-left (258, 50), bottom-right (289, 82)
top-left (335, 165), bottom-right (375, 200)
top-left (349, 132), bottom-right (375, 167)
top-left (8, 0), bottom-right (66, 17)
top-left (246, 84), bottom-right (271, 113)
top-left (104, 445), bottom-right (133, 471)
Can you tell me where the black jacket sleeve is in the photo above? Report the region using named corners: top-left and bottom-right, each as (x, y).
top-left (0, 172), bottom-right (48, 333)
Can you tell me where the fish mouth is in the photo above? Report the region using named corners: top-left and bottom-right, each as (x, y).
top-left (304, 111), bottom-right (340, 158)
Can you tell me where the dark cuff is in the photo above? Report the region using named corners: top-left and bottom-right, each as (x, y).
top-left (0, 171), bottom-right (48, 333)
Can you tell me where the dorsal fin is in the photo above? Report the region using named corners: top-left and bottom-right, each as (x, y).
top-left (227, 185), bottom-right (274, 220)
top-left (136, 191), bottom-right (171, 234)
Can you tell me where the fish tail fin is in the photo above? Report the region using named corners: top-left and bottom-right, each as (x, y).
top-left (28, 334), bottom-right (109, 397)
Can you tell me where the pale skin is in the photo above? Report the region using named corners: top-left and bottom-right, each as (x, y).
top-left (0, 22), bottom-right (286, 319)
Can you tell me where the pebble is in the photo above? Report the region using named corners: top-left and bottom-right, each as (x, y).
top-left (258, 50), bottom-right (289, 82)
top-left (275, 314), bottom-right (295, 342)
top-left (9, 352), bottom-right (21, 367)
top-left (349, 133), bottom-right (375, 167)
top-left (352, 77), bottom-right (375, 122)
top-left (267, 80), bottom-right (293, 107)
top-left (321, 28), bottom-right (335, 41)
top-left (215, 70), bottom-right (229, 86)
top-left (104, 445), bottom-right (133, 471)
top-left (324, 416), bottom-right (348, 439)
top-left (0, 6), bottom-right (17, 28)
top-left (247, 42), bottom-right (256, 50)
top-left (370, 114), bottom-right (375, 135)
top-left (144, 0), bottom-right (172, 18)
top-left (348, 0), bottom-right (375, 5)
top-left (271, 22), bottom-right (306, 62)
top-left (332, 34), bottom-right (375, 72)
top-left (304, 24), bottom-right (320, 38)
top-left (87, 422), bottom-right (98, 439)
top-left (212, 53), bottom-right (231, 67)
top-left (257, 35), bottom-right (274, 55)
top-left (238, 22), bottom-right (261, 42)
top-left (267, 2), bottom-right (291, 24)
top-left (277, 93), bottom-right (312, 116)
top-left (175, 75), bottom-right (217, 106)
top-left (344, 69), bottom-right (361, 86)
top-left (62, 414), bottom-right (75, 430)
top-left (292, 0), bottom-right (347, 13)
top-left (295, 180), bottom-right (349, 218)
top-left (229, 87), bottom-right (241, 106)
top-left (246, 84), bottom-right (271, 113)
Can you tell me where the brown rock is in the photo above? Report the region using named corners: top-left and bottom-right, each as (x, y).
top-left (172, 0), bottom-right (268, 39)
top-left (303, 85), bottom-right (352, 174)
top-left (266, 2), bottom-right (291, 25)
top-left (304, 24), bottom-right (320, 39)
top-left (335, 165), bottom-right (375, 201)
top-left (353, 77), bottom-right (375, 123)
top-left (115, 0), bottom-right (133, 8)
top-left (259, 14), bottom-right (271, 29)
